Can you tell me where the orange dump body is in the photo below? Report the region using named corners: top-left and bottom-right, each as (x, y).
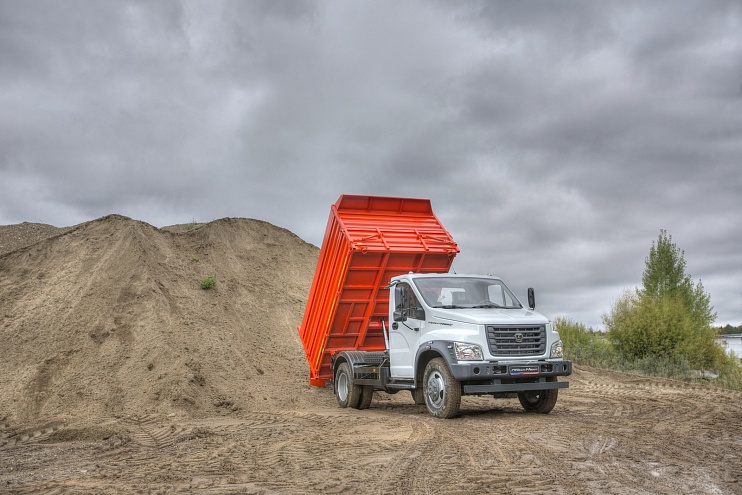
top-left (298, 195), bottom-right (459, 386)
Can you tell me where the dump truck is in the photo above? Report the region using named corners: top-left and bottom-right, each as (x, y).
top-left (298, 194), bottom-right (572, 418)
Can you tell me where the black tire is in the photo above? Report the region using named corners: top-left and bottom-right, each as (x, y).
top-left (517, 380), bottom-right (559, 414)
top-left (335, 362), bottom-right (362, 409)
top-left (423, 358), bottom-right (462, 419)
top-left (410, 388), bottom-right (426, 405)
top-left (357, 385), bottom-right (374, 410)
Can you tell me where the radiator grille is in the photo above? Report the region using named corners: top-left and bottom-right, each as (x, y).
top-left (486, 325), bottom-right (546, 356)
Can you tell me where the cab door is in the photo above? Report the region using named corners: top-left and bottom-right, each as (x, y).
top-left (389, 283), bottom-right (424, 379)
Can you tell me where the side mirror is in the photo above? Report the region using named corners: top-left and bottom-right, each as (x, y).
top-left (393, 310), bottom-right (407, 322)
top-left (527, 288), bottom-right (535, 310)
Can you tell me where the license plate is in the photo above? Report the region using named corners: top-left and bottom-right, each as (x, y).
top-left (509, 365), bottom-right (539, 375)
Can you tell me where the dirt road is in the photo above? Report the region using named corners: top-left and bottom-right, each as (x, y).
top-left (1, 217), bottom-right (740, 494)
top-left (2, 365), bottom-right (740, 494)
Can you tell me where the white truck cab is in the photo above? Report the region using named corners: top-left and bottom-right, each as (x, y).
top-left (334, 272), bottom-right (572, 418)
top-left (389, 273), bottom-right (566, 378)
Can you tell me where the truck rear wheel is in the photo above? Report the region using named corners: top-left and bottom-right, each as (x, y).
top-left (517, 380), bottom-right (559, 414)
top-left (335, 362), bottom-right (362, 408)
top-left (423, 358), bottom-right (461, 419)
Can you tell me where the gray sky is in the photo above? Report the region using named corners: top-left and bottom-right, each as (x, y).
top-left (2, 0), bottom-right (741, 329)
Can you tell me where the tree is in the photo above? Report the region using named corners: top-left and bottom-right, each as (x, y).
top-left (717, 323), bottom-right (742, 335)
top-left (639, 230), bottom-right (716, 327)
top-left (605, 230), bottom-right (721, 369)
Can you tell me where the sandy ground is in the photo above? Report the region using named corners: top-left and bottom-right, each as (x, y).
top-left (1, 217), bottom-right (740, 494)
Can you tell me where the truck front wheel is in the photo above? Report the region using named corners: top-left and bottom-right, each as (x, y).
top-left (517, 379), bottom-right (559, 414)
top-left (335, 362), bottom-right (362, 408)
top-left (423, 358), bottom-right (461, 419)
top-left (411, 388), bottom-right (426, 405)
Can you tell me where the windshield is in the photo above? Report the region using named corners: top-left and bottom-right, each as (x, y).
top-left (413, 277), bottom-right (522, 309)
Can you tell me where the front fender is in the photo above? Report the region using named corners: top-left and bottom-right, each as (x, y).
top-left (414, 340), bottom-right (457, 384)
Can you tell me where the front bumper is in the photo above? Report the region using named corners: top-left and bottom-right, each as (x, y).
top-left (448, 359), bottom-right (572, 395)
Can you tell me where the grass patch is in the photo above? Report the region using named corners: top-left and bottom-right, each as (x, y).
top-left (200, 276), bottom-right (216, 290)
top-left (185, 217), bottom-right (198, 232)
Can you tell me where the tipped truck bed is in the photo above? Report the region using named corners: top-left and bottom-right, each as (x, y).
top-left (298, 195), bottom-right (459, 385)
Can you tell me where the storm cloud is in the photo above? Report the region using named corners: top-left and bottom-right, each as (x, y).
top-left (2, 0), bottom-right (741, 329)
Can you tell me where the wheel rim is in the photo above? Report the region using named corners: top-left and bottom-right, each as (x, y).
top-left (426, 370), bottom-right (445, 410)
top-left (523, 391), bottom-right (541, 404)
top-left (337, 372), bottom-right (349, 402)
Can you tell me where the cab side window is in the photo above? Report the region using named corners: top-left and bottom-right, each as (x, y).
top-left (396, 283), bottom-right (422, 316)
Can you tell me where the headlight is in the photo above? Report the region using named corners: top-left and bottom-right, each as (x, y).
top-left (550, 340), bottom-right (564, 358)
top-left (454, 342), bottom-right (483, 361)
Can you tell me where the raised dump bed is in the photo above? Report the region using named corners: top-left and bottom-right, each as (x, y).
top-left (299, 194), bottom-right (459, 386)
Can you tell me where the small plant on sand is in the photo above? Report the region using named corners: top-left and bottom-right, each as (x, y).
top-left (185, 217), bottom-right (198, 232)
top-left (200, 276), bottom-right (216, 290)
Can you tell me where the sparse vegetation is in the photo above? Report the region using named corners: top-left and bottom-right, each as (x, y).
top-left (557, 315), bottom-right (742, 391)
top-left (555, 230), bottom-right (742, 391)
top-left (600, 230), bottom-right (736, 379)
top-left (200, 276), bottom-right (216, 290)
top-left (185, 217), bottom-right (198, 232)
top-left (555, 316), bottom-right (614, 368)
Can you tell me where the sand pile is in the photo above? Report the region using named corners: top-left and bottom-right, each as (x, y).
top-left (0, 215), bottom-right (320, 424)
top-left (0, 222), bottom-right (72, 254)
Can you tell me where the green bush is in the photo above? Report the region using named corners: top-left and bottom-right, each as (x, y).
top-left (603, 291), bottom-right (728, 371)
top-left (605, 292), bottom-right (689, 360)
top-left (555, 316), bottom-right (616, 368)
top-left (556, 313), bottom-right (742, 391)
top-left (200, 276), bottom-right (216, 290)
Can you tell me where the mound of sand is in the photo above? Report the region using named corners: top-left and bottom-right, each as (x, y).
top-left (0, 222), bottom-right (72, 254)
top-left (0, 215), bottom-right (320, 423)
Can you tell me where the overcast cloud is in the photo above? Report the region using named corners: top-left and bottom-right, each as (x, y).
top-left (2, 0), bottom-right (741, 329)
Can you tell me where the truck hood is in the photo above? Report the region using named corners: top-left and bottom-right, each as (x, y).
top-left (428, 307), bottom-right (549, 326)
